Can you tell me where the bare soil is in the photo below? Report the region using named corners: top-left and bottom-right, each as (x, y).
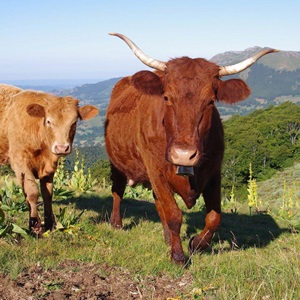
top-left (0, 260), bottom-right (193, 300)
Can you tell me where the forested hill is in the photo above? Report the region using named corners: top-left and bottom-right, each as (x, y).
top-left (222, 101), bottom-right (300, 195)
top-left (55, 47), bottom-right (300, 147)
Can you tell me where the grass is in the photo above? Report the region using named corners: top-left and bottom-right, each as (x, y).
top-left (0, 168), bottom-right (300, 299)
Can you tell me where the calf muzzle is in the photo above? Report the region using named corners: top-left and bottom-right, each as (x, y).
top-left (52, 144), bottom-right (71, 156)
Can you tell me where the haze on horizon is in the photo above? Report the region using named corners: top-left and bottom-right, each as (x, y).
top-left (0, 0), bottom-right (299, 83)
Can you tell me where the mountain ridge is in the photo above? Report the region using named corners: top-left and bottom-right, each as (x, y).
top-left (210, 47), bottom-right (300, 71)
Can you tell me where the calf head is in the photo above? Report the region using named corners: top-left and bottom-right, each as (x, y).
top-left (26, 95), bottom-right (98, 156)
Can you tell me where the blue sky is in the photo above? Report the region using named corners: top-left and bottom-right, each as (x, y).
top-left (0, 0), bottom-right (299, 81)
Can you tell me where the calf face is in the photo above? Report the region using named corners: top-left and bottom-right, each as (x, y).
top-left (26, 96), bottom-right (98, 156)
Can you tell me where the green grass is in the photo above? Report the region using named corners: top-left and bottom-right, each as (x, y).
top-left (0, 176), bottom-right (300, 299)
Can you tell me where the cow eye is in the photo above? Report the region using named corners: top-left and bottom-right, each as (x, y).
top-left (46, 119), bottom-right (52, 126)
top-left (163, 96), bottom-right (168, 101)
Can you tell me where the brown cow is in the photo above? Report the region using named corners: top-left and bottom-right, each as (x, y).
top-left (0, 84), bottom-right (98, 234)
top-left (105, 33), bottom-right (278, 264)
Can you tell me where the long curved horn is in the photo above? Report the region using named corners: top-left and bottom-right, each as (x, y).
top-left (109, 32), bottom-right (167, 72)
top-left (219, 48), bottom-right (279, 76)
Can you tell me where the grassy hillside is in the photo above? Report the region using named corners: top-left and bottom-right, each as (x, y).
top-left (1, 98), bottom-right (300, 298)
top-left (0, 161), bottom-right (299, 299)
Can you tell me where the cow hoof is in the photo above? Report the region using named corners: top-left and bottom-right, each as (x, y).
top-left (29, 217), bottom-right (44, 237)
top-left (111, 222), bottom-right (122, 229)
top-left (188, 235), bottom-right (209, 254)
top-left (44, 216), bottom-right (55, 232)
top-left (171, 252), bottom-right (188, 266)
top-left (188, 236), bottom-right (196, 254)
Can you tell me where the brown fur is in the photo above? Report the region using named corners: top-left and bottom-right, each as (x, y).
top-left (105, 57), bottom-right (251, 264)
top-left (0, 84), bottom-right (98, 233)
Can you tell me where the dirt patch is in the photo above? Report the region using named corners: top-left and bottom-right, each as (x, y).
top-left (0, 260), bottom-right (193, 299)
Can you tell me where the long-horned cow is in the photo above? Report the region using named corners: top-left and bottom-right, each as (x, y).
top-left (0, 85), bottom-right (99, 234)
top-left (105, 33), bottom-right (277, 264)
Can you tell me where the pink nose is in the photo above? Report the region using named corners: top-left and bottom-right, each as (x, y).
top-left (53, 144), bottom-right (71, 155)
top-left (168, 145), bottom-right (200, 166)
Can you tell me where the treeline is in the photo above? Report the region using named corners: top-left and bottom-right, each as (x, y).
top-left (222, 101), bottom-right (300, 197)
top-left (65, 145), bottom-right (107, 171)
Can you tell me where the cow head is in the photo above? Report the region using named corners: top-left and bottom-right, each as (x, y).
top-left (26, 95), bottom-right (98, 156)
top-left (110, 33), bottom-right (278, 169)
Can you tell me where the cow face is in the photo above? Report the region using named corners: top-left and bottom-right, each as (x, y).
top-left (26, 96), bottom-right (98, 156)
top-left (132, 57), bottom-right (250, 168)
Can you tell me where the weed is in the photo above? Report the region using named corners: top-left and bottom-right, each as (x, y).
top-left (124, 185), bottom-right (152, 200)
top-left (0, 176), bottom-right (26, 214)
top-left (43, 207), bottom-right (85, 237)
top-left (53, 158), bottom-right (74, 200)
top-left (0, 207), bottom-right (27, 240)
top-left (247, 163), bottom-right (259, 215)
top-left (54, 151), bottom-right (96, 198)
top-left (222, 184), bottom-right (238, 214)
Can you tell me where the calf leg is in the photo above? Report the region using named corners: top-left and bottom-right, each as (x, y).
top-left (40, 174), bottom-right (55, 231)
top-left (110, 164), bottom-right (127, 228)
top-left (189, 174), bottom-right (221, 253)
top-left (19, 172), bottom-right (42, 233)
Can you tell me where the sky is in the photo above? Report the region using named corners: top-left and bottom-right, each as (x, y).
top-left (0, 0), bottom-right (299, 82)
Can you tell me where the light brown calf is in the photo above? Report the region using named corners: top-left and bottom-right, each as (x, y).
top-left (0, 84), bottom-right (98, 234)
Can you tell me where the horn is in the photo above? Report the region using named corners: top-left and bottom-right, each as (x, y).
top-left (109, 32), bottom-right (167, 71)
top-left (218, 48), bottom-right (279, 76)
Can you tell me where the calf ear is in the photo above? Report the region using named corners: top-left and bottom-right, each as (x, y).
top-left (217, 79), bottom-right (251, 104)
top-left (78, 105), bottom-right (99, 120)
top-left (26, 104), bottom-right (45, 118)
top-left (131, 70), bottom-right (163, 95)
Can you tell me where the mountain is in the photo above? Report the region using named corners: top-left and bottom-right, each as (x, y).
top-left (210, 46), bottom-right (300, 71)
top-left (57, 48), bottom-right (300, 146)
top-left (56, 77), bottom-right (121, 108)
top-left (210, 47), bottom-right (300, 118)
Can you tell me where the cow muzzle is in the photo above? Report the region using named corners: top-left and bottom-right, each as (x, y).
top-left (168, 145), bottom-right (200, 167)
top-left (52, 144), bottom-right (72, 156)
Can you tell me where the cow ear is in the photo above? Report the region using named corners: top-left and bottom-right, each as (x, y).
top-left (131, 70), bottom-right (163, 95)
top-left (217, 79), bottom-right (251, 104)
top-left (26, 104), bottom-right (45, 118)
top-left (78, 105), bottom-right (99, 120)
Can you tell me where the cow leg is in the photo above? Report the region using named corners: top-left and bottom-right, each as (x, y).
top-left (40, 174), bottom-right (55, 231)
top-left (189, 174), bottom-right (221, 253)
top-left (169, 173), bottom-right (200, 209)
top-left (110, 164), bottom-right (127, 228)
top-left (152, 179), bottom-right (187, 264)
top-left (153, 191), bottom-right (171, 245)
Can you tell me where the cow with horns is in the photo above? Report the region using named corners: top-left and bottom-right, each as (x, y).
top-left (105, 33), bottom-right (278, 264)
